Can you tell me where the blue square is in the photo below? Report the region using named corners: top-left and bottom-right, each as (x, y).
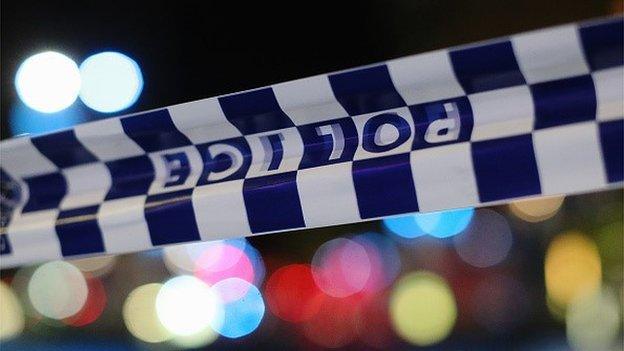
top-left (196, 137), bottom-right (252, 185)
top-left (298, 118), bottom-right (358, 169)
top-left (409, 96), bottom-right (473, 150)
top-left (218, 88), bottom-right (294, 135)
top-left (121, 109), bottom-right (192, 152)
top-left (580, 18), bottom-right (624, 71)
top-left (599, 120), bottom-right (623, 183)
top-left (329, 64), bottom-right (406, 115)
top-left (144, 189), bottom-right (201, 245)
top-left (243, 172), bottom-right (305, 233)
top-left (22, 173), bottom-right (67, 212)
top-left (352, 153), bottom-right (418, 219)
top-left (105, 156), bottom-right (155, 200)
top-left (531, 75), bottom-right (596, 129)
top-left (450, 41), bottom-right (526, 94)
top-left (31, 130), bottom-right (97, 168)
top-left (56, 206), bottom-right (105, 256)
top-left (472, 134), bottom-right (541, 202)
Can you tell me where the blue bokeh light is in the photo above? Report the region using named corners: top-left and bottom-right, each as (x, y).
top-left (383, 208), bottom-right (475, 239)
top-left (79, 52), bottom-right (143, 113)
top-left (9, 101), bottom-right (87, 137)
top-left (210, 278), bottom-right (265, 339)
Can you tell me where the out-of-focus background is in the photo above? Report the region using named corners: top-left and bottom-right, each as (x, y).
top-left (1, 1), bottom-right (623, 350)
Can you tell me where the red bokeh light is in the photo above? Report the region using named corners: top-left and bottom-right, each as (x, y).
top-left (64, 276), bottom-right (107, 327)
top-left (265, 264), bottom-right (323, 323)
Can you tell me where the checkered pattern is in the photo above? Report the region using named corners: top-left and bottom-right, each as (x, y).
top-left (1, 17), bottom-right (622, 267)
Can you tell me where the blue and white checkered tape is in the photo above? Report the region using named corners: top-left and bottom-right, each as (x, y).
top-left (1, 16), bottom-right (622, 267)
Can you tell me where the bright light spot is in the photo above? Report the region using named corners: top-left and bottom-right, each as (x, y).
top-left (453, 209), bottom-right (513, 267)
top-left (69, 255), bottom-right (117, 277)
top-left (123, 283), bottom-right (171, 343)
top-left (566, 288), bottom-right (621, 351)
top-left (509, 196), bottom-right (564, 222)
top-left (312, 238), bottom-right (371, 297)
top-left (28, 261), bottom-right (88, 319)
top-left (194, 242), bottom-right (255, 294)
top-left (265, 264), bottom-right (323, 323)
top-left (170, 325), bottom-right (219, 349)
top-left (0, 281), bottom-right (24, 340)
top-left (164, 239), bottom-right (246, 275)
top-left (156, 276), bottom-right (223, 337)
top-left (390, 271), bottom-right (457, 346)
top-left (210, 278), bottom-right (265, 338)
top-left (545, 232), bottom-right (602, 309)
top-left (384, 208), bottom-right (474, 239)
top-left (64, 277), bottom-right (107, 327)
top-left (15, 51), bottom-right (81, 113)
top-left (79, 52), bottom-right (143, 113)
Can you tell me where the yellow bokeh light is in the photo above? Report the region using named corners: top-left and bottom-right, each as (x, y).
top-left (0, 281), bottom-right (25, 340)
top-left (545, 232), bottom-right (601, 309)
top-left (389, 271), bottom-right (457, 346)
top-left (509, 196), bottom-right (564, 223)
top-left (123, 283), bottom-right (171, 344)
top-left (566, 288), bottom-right (621, 351)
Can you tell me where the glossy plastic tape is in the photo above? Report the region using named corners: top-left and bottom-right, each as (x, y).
top-left (1, 17), bottom-right (622, 267)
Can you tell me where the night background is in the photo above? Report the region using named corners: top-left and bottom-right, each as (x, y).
top-left (1, 1), bottom-right (623, 350)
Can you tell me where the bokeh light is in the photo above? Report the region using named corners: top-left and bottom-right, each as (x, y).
top-left (566, 288), bottom-right (621, 351)
top-left (164, 239), bottom-right (246, 275)
top-left (79, 52), bottom-right (143, 113)
top-left (509, 196), bottom-right (565, 222)
top-left (545, 232), bottom-right (602, 309)
top-left (9, 102), bottom-right (87, 136)
top-left (312, 238), bottom-right (372, 297)
top-left (453, 209), bottom-right (513, 268)
top-left (353, 232), bottom-right (401, 294)
top-left (194, 241), bottom-right (255, 289)
top-left (210, 278), bottom-right (265, 339)
top-left (27, 261), bottom-right (88, 320)
top-left (169, 325), bottom-right (219, 349)
top-left (265, 264), bottom-right (323, 323)
top-left (64, 276), bottom-right (107, 327)
top-left (384, 208), bottom-right (474, 239)
top-left (15, 51), bottom-right (81, 113)
top-left (156, 275), bottom-right (223, 337)
top-left (123, 283), bottom-right (171, 343)
top-left (390, 271), bottom-right (457, 346)
top-left (0, 281), bottom-right (25, 340)
top-left (69, 255), bottom-right (117, 277)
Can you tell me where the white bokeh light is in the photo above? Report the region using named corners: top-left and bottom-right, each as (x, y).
top-left (15, 51), bottom-right (81, 113)
top-left (27, 261), bottom-right (88, 319)
top-left (79, 52), bottom-right (143, 113)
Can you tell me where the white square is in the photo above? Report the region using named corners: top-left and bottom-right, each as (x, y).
top-left (410, 143), bottom-right (479, 211)
top-left (148, 146), bottom-right (203, 194)
top-left (168, 98), bottom-right (242, 144)
top-left (192, 180), bottom-right (251, 241)
top-left (469, 85), bottom-right (535, 141)
top-left (593, 67), bottom-right (624, 122)
top-left (297, 162), bottom-right (361, 227)
top-left (245, 127), bottom-right (304, 178)
top-left (4, 210), bottom-right (62, 267)
top-left (273, 75), bottom-right (348, 125)
top-left (0, 137), bottom-right (58, 178)
top-left (388, 50), bottom-right (465, 105)
top-left (353, 107), bottom-right (415, 160)
top-left (98, 196), bottom-right (152, 254)
top-left (533, 122), bottom-right (606, 195)
top-left (512, 25), bottom-right (590, 84)
top-left (60, 163), bottom-right (112, 210)
top-left (75, 118), bottom-right (145, 161)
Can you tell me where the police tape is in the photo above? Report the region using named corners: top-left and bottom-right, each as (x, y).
top-left (0, 16), bottom-right (622, 268)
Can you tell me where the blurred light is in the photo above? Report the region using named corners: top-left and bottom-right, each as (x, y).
top-left (123, 283), bottom-right (171, 343)
top-left (312, 238), bottom-right (371, 297)
top-left (164, 239), bottom-right (246, 275)
top-left (15, 51), bottom-right (81, 113)
top-left (265, 264), bottom-right (323, 323)
top-left (384, 208), bottom-right (474, 239)
top-left (566, 288), bottom-right (621, 351)
top-left (0, 281), bottom-right (24, 340)
top-left (353, 232), bottom-right (401, 294)
top-left (170, 325), bottom-right (219, 349)
top-left (64, 276), bottom-right (107, 327)
top-left (195, 242), bottom-right (255, 289)
top-left (156, 276), bottom-right (223, 337)
top-left (302, 294), bottom-right (359, 348)
top-left (390, 271), bottom-right (457, 346)
top-left (545, 232), bottom-right (602, 309)
top-left (453, 209), bottom-right (513, 267)
top-left (28, 261), bottom-right (88, 319)
top-left (69, 255), bottom-right (117, 277)
top-left (9, 101), bottom-right (87, 136)
top-left (509, 196), bottom-right (564, 222)
top-left (79, 52), bottom-right (143, 113)
top-left (210, 278), bottom-right (265, 338)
